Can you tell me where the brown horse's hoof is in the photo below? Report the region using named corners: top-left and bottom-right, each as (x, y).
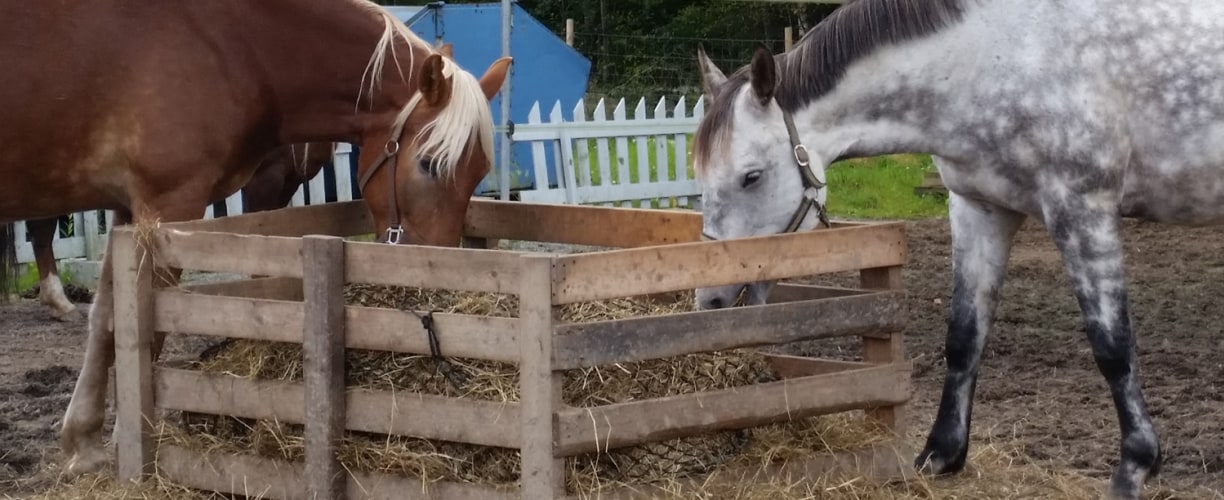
top-left (62, 444), bottom-right (109, 478)
top-left (51, 305), bottom-right (81, 322)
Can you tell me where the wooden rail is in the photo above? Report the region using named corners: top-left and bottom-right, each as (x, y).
top-left (551, 291), bottom-right (905, 369)
top-left (156, 369), bottom-right (521, 448)
top-left (551, 222), bottom-right (907, 303)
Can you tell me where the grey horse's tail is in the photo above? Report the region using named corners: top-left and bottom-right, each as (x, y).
top-left (1, 223), bottom-right (16, 303)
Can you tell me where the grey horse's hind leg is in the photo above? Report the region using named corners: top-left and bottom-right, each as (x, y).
top-left (916, 192), bottom-right (1025, 475)
top-left (1042, 197), bottom-right (1160, 500)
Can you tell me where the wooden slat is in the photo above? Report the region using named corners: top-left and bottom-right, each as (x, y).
top-left (763, 354), bottom-right (872, 378)
top-left (155, 368), bottom-right (520, 448)
top-left (156, 445), bottom-right (516, 500)
top-left (551, 291), bottom-right (905, 370)
top-left (154, 291), bottom-right (302, 342)
top-left (302, 236), bottom-right (346, 500)
top-left (346, 305), bottom-right (521, 362)
top-left (345, 240), bottom-right (523, 293)
top-left (517, 255), bottom-right (565, 499)
top-left (553, 362), bottom-right (911, 457)
top-left (154, 291), bottom-right (521, 362)
top-left (552, 222), bottom-right (907, 303)
top-left (766, 283), bottom-right (870, 303)
top-left (156, 229), bottom-right (303, 278)
top-left (162, 200), bottom-right (373, 238)
top-left (112, 228), bottom-right (155, 481)
top-left (861, 266), bottom-right (907, 436)
top-left (563, 442), bottom-right (912, 500)
top-left (464, 198), bottom-right (701, 248)
top-left (182, 276), bottom-right (304, 301)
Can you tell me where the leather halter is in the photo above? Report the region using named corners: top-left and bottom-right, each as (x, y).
top-left (701, 105), bottom-right (830, 242)
top-left (358, 93), bottom-right (424, 244)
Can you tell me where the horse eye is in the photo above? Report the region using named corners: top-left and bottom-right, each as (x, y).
top-left (418, 156), bottom-right (440, 178)
top-left (742, 170), bottom-right (762, 188)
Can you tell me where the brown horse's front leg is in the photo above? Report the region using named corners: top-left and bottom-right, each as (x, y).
top-left (59, 210), bottom-right (129, 476)
top-left (59, 197), bottom-right (199, 477)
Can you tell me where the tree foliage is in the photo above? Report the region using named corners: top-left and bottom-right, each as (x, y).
top-left (377, 0), bottom-right (840, 97)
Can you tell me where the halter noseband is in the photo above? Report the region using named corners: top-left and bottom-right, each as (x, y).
top-left (701, 105), bottom-right (830, 242)
top-left (358, 93), bottom-right (424, 245)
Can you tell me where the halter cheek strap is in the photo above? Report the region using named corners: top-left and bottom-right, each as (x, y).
top-left (780, 109), bottom-right (831, 233)
top-left (701, 105), bottom-right (830, 242)
top-left (358, 92), bottom-right (424, 244)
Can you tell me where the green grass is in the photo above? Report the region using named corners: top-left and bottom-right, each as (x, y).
top-left (825, 154), bottom-right (948, 220)
top-left (573, 134), bottom-right (947, 219)
top-left (580, 136), bottom-right (690, 186)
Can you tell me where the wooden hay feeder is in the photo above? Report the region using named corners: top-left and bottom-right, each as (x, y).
top-left (109, 199), bottom-right (912, 499)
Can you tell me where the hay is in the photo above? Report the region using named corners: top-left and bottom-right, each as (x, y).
top-left (24, 432), bottom-right (1221, 499)
top-left (169, 284), bottom-right (886, 494)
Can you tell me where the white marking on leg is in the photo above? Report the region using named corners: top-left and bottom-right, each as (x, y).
top-left (39, 270), bottom-right (78, 319)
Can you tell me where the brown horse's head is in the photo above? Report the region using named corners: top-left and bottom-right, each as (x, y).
top-left (357, 42), bottom-right (510, 247)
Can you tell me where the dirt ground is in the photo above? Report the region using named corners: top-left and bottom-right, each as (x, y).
top-left (1, 217), bottom-right (1222, 498)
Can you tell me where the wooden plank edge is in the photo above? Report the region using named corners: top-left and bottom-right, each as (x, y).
top-left (463, 198), bottom-right (876, 247)
top-left (345, 239), bottom-right (526, 294)
top-left (154, 291), bottom-right (521, 362)
top-left (553, 362), bottom-right (911, 457)
top-left (161, 200), bottom-right (373, 238)
top-left (762, 354), bottom-right (873, 378)
top-left (551, 291), bottom-right (905, 370)
top-left (551, 222), bottom-right (907, 304)
top-left (181, 276), bottom-right (304, 301)
top-left (564, 441), bottom-right (917, 500)
top-left (156, 368), bottom-right (521, 449)
top-left (767, 283), bottom-right (871, 303)
top-left (154, 228), bottom-right (304, 278)
top-left (156, 445), bottom-right (517, 500)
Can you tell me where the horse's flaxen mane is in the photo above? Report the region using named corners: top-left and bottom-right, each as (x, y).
top-left (351, 0), bottom-right (432, 109)
top-left (390, 57), bottom-right (496, 180)
top-left (693, 0), bottom-right (967, 172)
top-left (350, 0), bottom-right (494, 178)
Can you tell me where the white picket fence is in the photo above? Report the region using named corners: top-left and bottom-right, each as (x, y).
top-left (11, 94), bottom-right (704, 268)
top-left (514, 95), bottom-right (704, 208)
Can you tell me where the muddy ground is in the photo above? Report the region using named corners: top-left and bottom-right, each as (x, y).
top-left (1, 217), bottom-right (1222, 498)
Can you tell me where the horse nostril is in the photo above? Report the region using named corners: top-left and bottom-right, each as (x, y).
top-left (708, 297), bottom-right (724, 309)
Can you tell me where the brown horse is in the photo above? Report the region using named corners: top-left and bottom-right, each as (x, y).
top-left (2, 142), bottom-right (335, 321)
top-left (0, 1), bottom-right (510, 476)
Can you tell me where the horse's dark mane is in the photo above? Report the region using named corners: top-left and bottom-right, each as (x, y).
top-left (694, 0), bottom-right (967, 170)
top-left (777, 0), bottom-right (966, 112)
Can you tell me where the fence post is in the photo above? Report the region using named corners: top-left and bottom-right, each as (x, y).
top-left (518, 255), bottom-right (564, 499)
top-left (785, 26), bottom-right (794, 51)
top-left (565, 18), bottom-right (574, 46)
top-left (302, 235), bottom-right (347, 500)
top-left (860, 266), bottom-right (907, 437)
top-left (113, 226), bottom-right (155, 482)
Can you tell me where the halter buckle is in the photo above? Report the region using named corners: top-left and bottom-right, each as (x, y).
top-left (792, 144), bottom-right (811, 167)
top-left (385, 225), bottom-right (404, 245)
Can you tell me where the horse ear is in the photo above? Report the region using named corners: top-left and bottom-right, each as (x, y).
top-left (438, 42), bottom-right (454, 58)
top-left (697, 46), bottom-right (727, 99)
top-left (748, 45), bottom-right (776, 106)
top-left (478, 57), bottom-right (512, 101)
top-left (419, 53), bottom-right (453, 106)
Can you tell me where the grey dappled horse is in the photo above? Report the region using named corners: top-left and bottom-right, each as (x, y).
top-left (690, 1), bottom-right (1224, 498)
